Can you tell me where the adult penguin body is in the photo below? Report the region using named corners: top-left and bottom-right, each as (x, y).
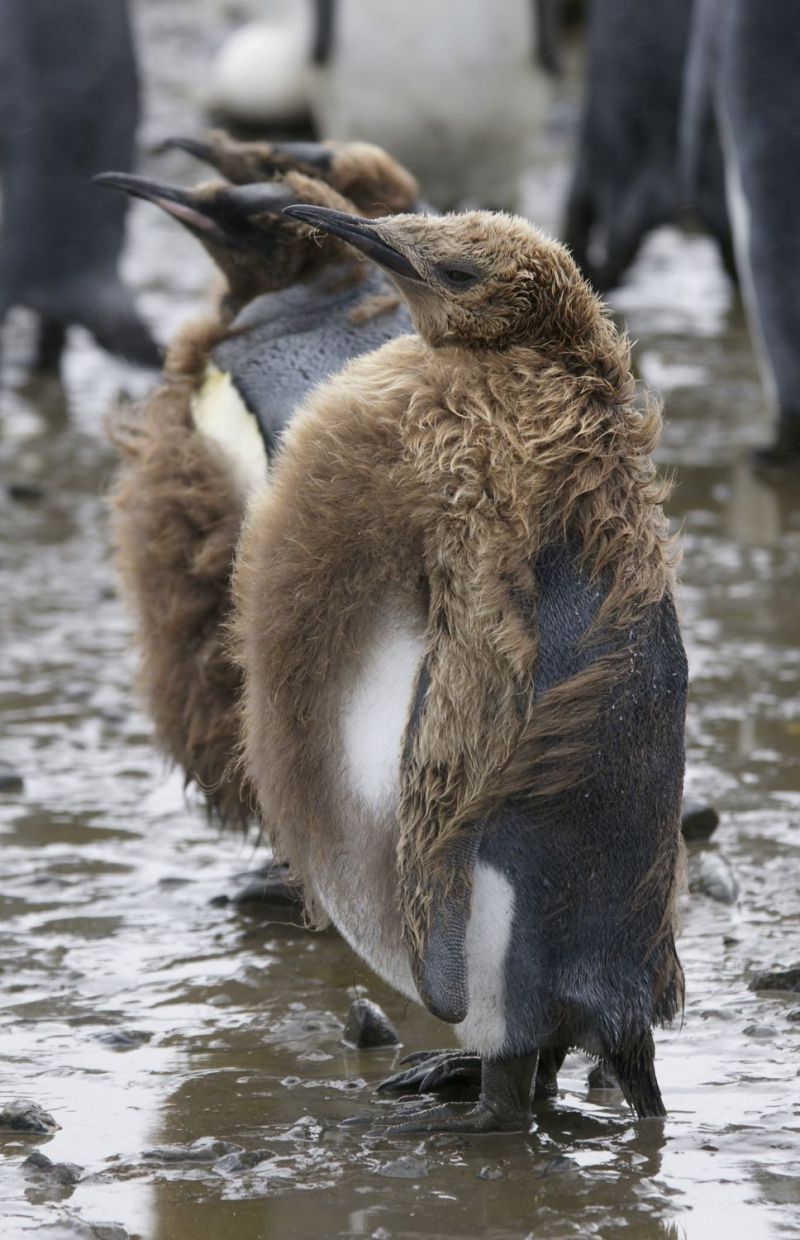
top-left (306, 0), bottom-right (553, 209)
top-left (234, 206), bottom-right (687, 1131)
top-left (104, 147), bottom-right (417, 825)
top-left (0, 0), bottom-right (158, 370)
top-left (682, 0), bottom-right (800, 465)
top-left (564, 0), bottom-right (733, 292)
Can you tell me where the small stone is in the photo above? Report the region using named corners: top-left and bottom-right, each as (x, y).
top-left (142, 1137), bottom-right (240, 1164)
top-left (478, 1164), bottom-right (504, 1180)
top-left (687, 851), bottom-right (739, 905)
top-left (787, 1010), bottom-right (800, 1023)
top-left (743, 1023), bottom-right (776, 1039)
top-left (587, 1060), bottom-right (619, 1090)
top-left (749, 966), bottom-right (800, 994)
top-left (233, 864), bottom-right (302, 908)
top-left (0, 761), bottom-right (24, 794)
top-left (94, 1028), bottom-right (151, 1051)
top-left (680, 802), bottom-right (720, 842)
top-left (375, 1154), bottom-right (429, 1179)
top-left (0, 1100), bottom-right (59, 1133)
top-left (535, 1154), bottom-right (576, 1177)
top-left (343, 999), bottom-right (401, 1049)
top-left (8, 480), bottom-right (46, 502)
top-left (22, 1151), bottom-right (82, 1184)
top-left (213, 1148), bottom-right (276, 1174)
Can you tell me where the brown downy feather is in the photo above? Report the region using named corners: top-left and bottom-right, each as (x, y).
top-left (110, 317), bottom-right (256, 826)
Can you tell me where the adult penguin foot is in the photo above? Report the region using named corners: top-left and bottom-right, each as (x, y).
top-left (376, 1049), bottom-right (481, 1096)
top-left (355, 1056), bottom-right (538, 1135)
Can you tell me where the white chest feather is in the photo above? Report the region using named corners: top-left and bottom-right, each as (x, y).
top-left (191, 363), bottom-right (269, 498)
top-left (339, 612), bottom-right (426, 813)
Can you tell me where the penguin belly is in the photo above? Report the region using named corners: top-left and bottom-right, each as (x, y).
top-left (304, 598), bottom-right (519, 1053)
top-left (308, 600), bottom-right (426, 1002)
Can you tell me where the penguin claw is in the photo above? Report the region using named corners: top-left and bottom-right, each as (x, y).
top-left (376, 1050), bottom-right (481, 1096)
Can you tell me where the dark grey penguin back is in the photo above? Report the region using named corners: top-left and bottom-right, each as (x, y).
top-left (478, 540), bottom-right (687, 1060)
top-left (212, 263), bottom-right (413, 454)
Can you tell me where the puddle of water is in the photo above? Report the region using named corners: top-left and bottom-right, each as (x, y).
top-left (1, 5), bottom-right (799, 1239)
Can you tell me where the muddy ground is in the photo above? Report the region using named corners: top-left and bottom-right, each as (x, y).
top-left (1, 2), bottom-right (798, 1237)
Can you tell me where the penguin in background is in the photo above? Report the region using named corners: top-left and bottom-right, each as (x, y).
top-left (0, 0), bottom-right (159, 373)
top-left (304, 0), bottom-right (556, 210)
top-left (564, 0), bottom-right (734, 293)
top-left (101, 141), bottom-right (418, 827)
top-left (682, 0), bottom-right (800, 467)
top-left (233, 203), bottom-right (687, 1131)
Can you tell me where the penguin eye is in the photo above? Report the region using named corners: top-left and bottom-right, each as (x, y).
top-left (434, 263), bottom-right (481, 291)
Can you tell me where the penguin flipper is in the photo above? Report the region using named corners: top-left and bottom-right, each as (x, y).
top-left (403, 826), bottom-right (483, 1025)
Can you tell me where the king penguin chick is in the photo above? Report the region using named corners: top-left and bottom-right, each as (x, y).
top-left (0, 0), bottom-right (159, 372)
top-left (233, 206), bottom-right (688, 1132)
top-left (103, 159), bottom-right (415, 827)
top-left (162, 132), bottom-right (421, 217)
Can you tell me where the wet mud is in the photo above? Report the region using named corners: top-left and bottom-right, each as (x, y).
top-left (1, 4), bottom-right (798, 1237)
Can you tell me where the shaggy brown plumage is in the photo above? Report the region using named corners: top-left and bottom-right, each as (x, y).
top-left (233, 209), bottom-right (682, 978)
top-left (111, 317), bottom-right (254, 824)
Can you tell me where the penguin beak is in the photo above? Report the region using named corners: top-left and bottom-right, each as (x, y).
top-left (282, 206), bottom-right (421, 280)
top-left (266, 141), bottom-right (335, 174)
top-left (93, 172), bottom-right (228, 238)
top-left (94, 173), bottom-right (299, 239)
top-left (158, 136), bottom-right (217, 163)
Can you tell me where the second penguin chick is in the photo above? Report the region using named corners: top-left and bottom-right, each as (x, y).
top-left (234, 206), bottom-right (688, 1132)
top-left (107, 169), bottom-right (413, 827)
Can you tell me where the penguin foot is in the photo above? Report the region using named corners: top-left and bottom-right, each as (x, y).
top-left (358, 1054), bottom-right (538, 1134)
top-left (376, 1050), bottom-right (481, 1096)
top-left (749, 420), bottom-right (800, 472)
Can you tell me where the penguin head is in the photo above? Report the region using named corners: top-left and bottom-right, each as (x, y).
top-left (281, 207), bottom-right (601, 351)
top-left (95, 170), bottom-right (357, 307)
top-left (162, 132), bottom-right (420, 216)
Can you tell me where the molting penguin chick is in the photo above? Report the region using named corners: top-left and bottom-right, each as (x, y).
top-left (0, 0), bottom-right (159, 372)
top-left (162, 133), bottom-right (421, 217)
top-left (234, 206), bottom-right (688, 1132)
top-left (107, 166), bottom-right (414, 828)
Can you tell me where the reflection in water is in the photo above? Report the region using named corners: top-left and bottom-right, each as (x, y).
top-left (1, 3), bottom-right (798, 1238)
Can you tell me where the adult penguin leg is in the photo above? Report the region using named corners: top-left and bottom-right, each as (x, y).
top-left (33, 318), bottom-right (68, 375)
top-left (363, 1054), bottom-right (539, 1135)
